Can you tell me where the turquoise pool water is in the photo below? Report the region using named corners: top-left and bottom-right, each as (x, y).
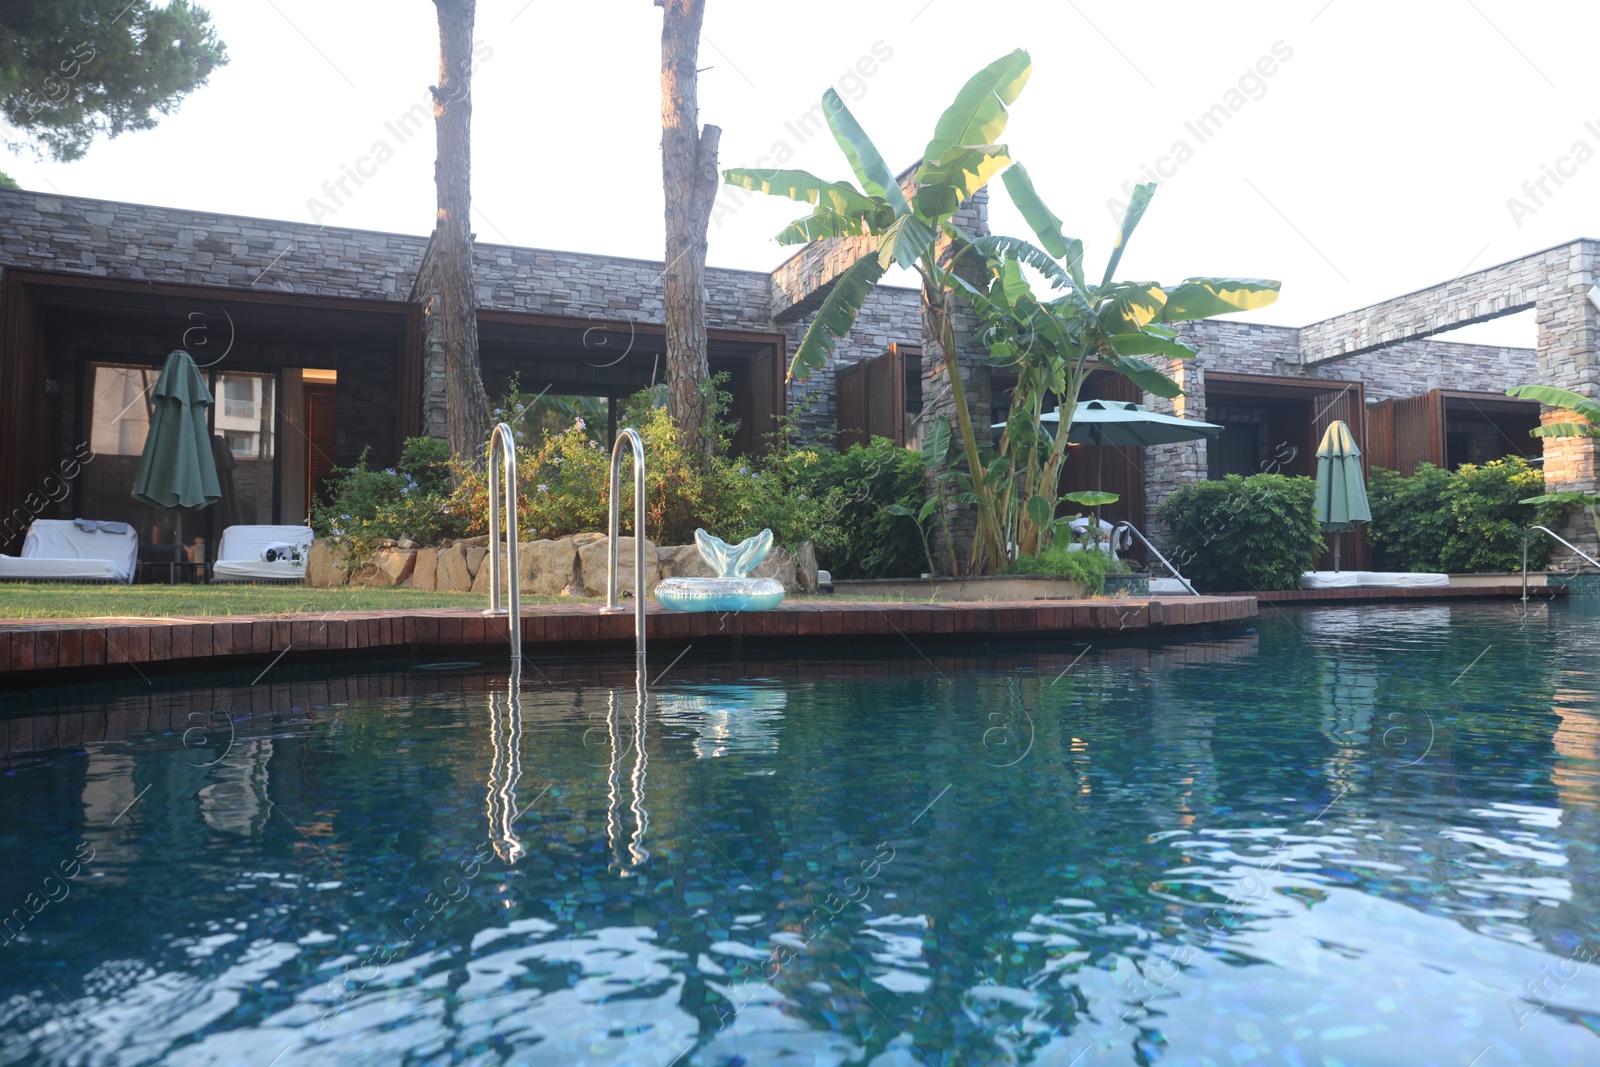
top-left (2, 600), bottom-right (1598, 1065)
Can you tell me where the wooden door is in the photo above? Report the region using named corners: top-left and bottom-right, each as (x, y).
top-left (835, 346), bottom-right (907, 450)
top-left (305, 385), bottom-right (337, 510)
top-left (1389, 392), bottom-right (1445, 476)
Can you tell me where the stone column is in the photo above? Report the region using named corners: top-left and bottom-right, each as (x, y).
top-left (923, 189), bottom-right (991, 571)
top-left (1535, 243), bottom-right (1600, 565)
top-left (1140, 344), bottom-right (1208, 551)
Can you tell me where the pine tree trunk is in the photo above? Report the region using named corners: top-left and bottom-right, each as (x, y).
top-left (433, 0), bottom-right (489, 464)
top-left (660, 0), bottom-right (721, 455)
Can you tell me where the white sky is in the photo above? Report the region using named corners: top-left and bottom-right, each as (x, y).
top-left (6, 1), bottom-right (1598, 348)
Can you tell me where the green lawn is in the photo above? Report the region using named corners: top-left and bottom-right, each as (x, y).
top-left (0, 583), bottom-right (573, 619)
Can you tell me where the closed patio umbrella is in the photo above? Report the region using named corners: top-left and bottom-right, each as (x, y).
top-left (132, 350), bottom-right (221, 579)
top-left (1313, 419), bottom-right (1371, 572)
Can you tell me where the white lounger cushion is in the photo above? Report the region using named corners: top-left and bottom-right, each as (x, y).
top-left (1302, 570), bottom-right (1360, 589)
top-left (211, 524), bottom-right (313, 582)
top-left (1357, 571), bottom-right (1449, 588)
top-left (0, 519), bottom-right (137, 583)
top-left (1301, 570), bottom-right (1450, 589)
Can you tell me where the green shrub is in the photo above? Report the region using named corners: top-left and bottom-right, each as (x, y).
top-left (1008, 538), bottom-right (1120, 594)
top-left (1368, 457), bottom-right (1568, 572)
top-left (800, 437), bottom-right (928, 579)
top-left (1158, 474), bottom-right (1324, 592)
top-left (1366, 465), bottom-right (1454, 572)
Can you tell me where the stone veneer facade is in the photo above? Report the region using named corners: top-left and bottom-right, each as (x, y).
top-left (0, 186), bottom-right (1594, 564)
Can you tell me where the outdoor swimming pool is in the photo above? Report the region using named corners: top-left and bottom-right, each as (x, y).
top-left (1, 600), bottom-right (1597, 1065)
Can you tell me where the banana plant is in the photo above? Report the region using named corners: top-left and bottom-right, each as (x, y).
top-left (938, 178), bottom-right (1281, 560)
top-left (1506, 383), bottom-right (1600, 544)
top-left (726, 49), bottom-right (1032, 572)
top-left (726, 53), bottom-right (1281, 572)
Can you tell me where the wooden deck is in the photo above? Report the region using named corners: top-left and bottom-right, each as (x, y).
top-left (0, 596), bottom-right (1256, 682)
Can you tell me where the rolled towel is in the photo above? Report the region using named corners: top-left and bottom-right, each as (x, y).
top-left (260, 541), bottom-right (301, 563)
top-left (73, 519), bottom-right (133, 535)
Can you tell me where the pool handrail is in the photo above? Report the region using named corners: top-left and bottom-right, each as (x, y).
top-left (601, 428), bottom-right (647, 675)
top-left (1522, 525), bottom-right (1600, 602)
top-left (1113, 522), bottom-right (1201, 596)
top-left (485, 422), bottom-right (521, 660)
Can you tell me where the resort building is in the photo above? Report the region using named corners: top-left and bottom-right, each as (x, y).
top-left (0, 185), bottom-right (1594, 567)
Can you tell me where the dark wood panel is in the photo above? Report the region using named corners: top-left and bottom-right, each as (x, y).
top-left (835, 345), bottom-right (907, 451)
top-left (306, 386), bottom-right (338, 509)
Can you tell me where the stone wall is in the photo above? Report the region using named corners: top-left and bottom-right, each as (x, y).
top-left (0, 188), bottom-right (426, 298)
top-left (783, 284), bottom-right (921, 443)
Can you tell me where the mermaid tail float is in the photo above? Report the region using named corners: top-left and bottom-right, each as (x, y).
top-left (655, 529), bottom-right (786, 613)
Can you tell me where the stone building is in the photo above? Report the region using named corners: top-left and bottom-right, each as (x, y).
top-left (0, 184), bottom-right (1593, 570)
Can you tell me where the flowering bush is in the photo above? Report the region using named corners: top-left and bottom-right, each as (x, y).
top-left (308, 441), bottom-right (468, 561)
top-left (451, 402), bottom-right (835, 548)
top-left (313, 385), bottom-right (931, 577)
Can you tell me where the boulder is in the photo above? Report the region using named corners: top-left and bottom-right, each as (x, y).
top-left (306, 539), bottom-right (350, 588)
top-left (794, 541), bottom-right (819, 594)
top-left (411, 547), bottom-right (438, 590)
top-left (464, 545), bottom-right (488, 579)
top-left (657, 543), bottom-right (714, 580)
top-left (435, 543), bottom-right (474, 591)
top-left (362, 547), bottom-right (417, 587)
top-left (579, 536), bottom-right (661, 597)
top-left (520, 537), bottom-right (580, 596)
top-left (751, 545), bottom-right (799, 594)
top-left (572, 532), bottom-right (607, 547)
top-left (471, 548), bottom-right (510, 595)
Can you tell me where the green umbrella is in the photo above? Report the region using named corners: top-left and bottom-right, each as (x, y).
top-left (132, 350), bottom-right (221, 578)
top-left (996, 399), bottom-right (1224, 522)
top-left (1314, 419), bottom-right (1371, 572)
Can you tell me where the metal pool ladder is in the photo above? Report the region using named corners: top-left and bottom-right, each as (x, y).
top-left (1114, 522), bottom-right (1201, 596)
top-left (485, 422), bottom-right (521, 660)
top-left (600, 428), bottom-right (647, 674)
top-left (1522, 525), bottom-right (1600, 602)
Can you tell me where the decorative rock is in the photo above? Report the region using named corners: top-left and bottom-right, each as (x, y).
top-left (465, 545), bottom-right (488, 578)
top-left (471, 548), bottom-right (510, 595)
top-left (751, 545), bottom-right (799, 593)
top-left (435, 543), bottom-right (473, 591)
top-left (411, 547), bottom-right (438, 590)
top-left (579, 536), bottom-right (660, 597)
top-left (657, 544), bottom-right (715, 580)
top-left (520, 538), bottom-right (580, 596)
top-left (397, 537), bottom-right (420, 550)
top-left (306, 539), bottom-right (350, 588)
top-left (572, 532), bottom-right (606, 547)
top-left (794, 541), bottom-right (819, 594)
top-left (456, 535), bottom-right (490, 548)
top-left (363, 548), bottom-right (417, 587)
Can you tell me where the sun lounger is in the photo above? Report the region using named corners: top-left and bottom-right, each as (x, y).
top-left (1301, 570), bottom-right (1450, 589)
top-left (211, 524), bottom-right (313, 583)
top-left (0, 519), bottom-right (138, 583)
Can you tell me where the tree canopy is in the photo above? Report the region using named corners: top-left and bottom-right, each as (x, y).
top-left (0, 0), bottom-right (227, 162)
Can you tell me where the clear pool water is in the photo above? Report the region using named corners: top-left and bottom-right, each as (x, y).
top-left (2, 600), bottom-right (1599, 1065)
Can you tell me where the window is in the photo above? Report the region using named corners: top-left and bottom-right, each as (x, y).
top-left (227, 433), bottom-right (254, 455)
top-left (221, 376), bottom-right (256, 420)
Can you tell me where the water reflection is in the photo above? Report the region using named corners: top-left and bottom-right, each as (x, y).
top-left (654, 685), bottom-right (788, 760)
top-left (485, 664), bottom-right (525, 864)
top-left (605, 674), bottom-right (651, 873)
